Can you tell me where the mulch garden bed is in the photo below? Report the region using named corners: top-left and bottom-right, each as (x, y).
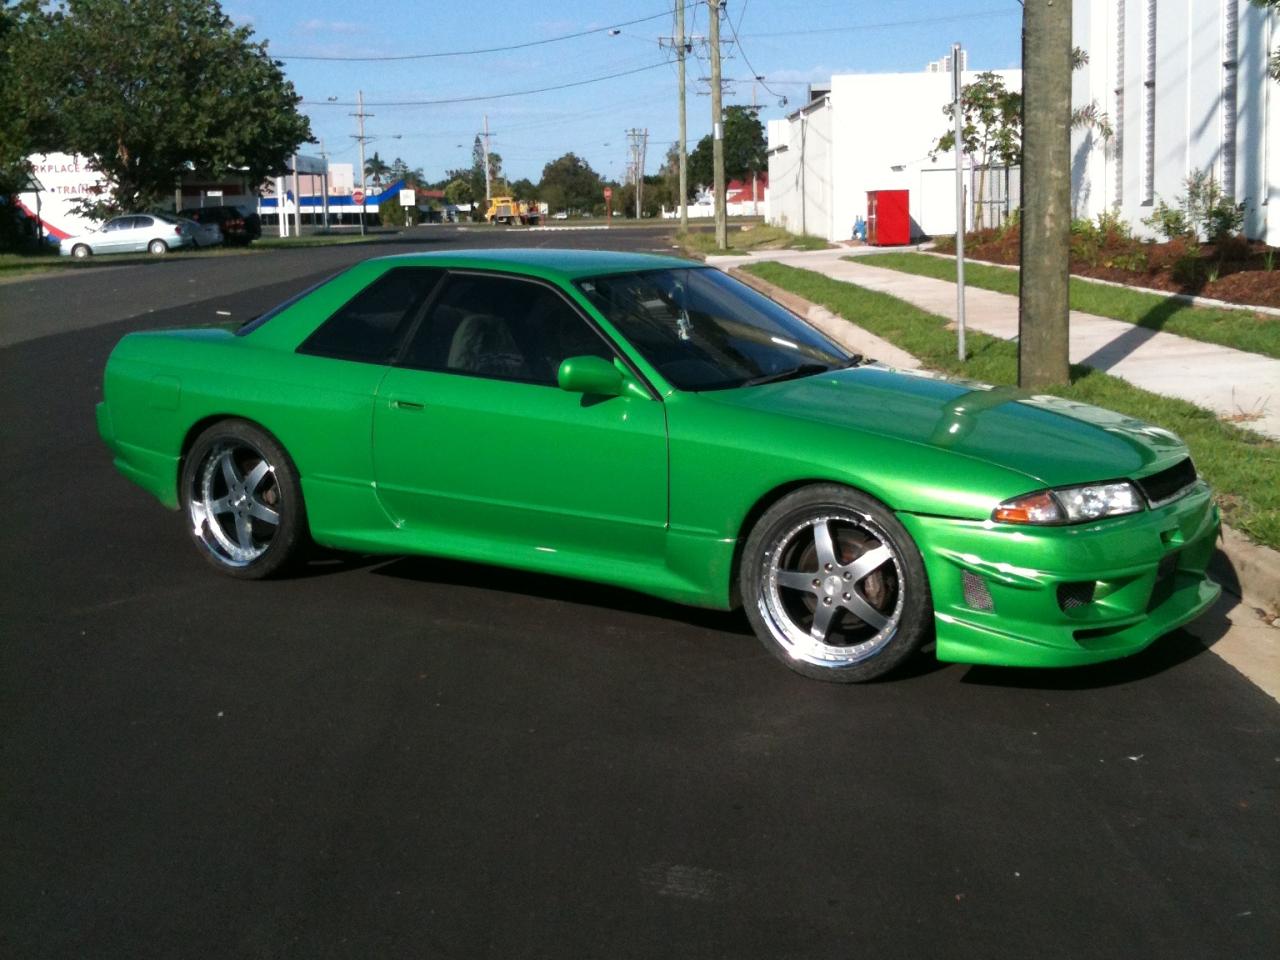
top-left (935, 230), bottom-right (1280, 309)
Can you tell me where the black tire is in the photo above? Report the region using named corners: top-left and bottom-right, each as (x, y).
top-left (180, 419), bottom-right (307, 580)
top-left (740, 484), bottom-right (932, 683)
top-left (71, 244), bottom-right (91, 259)
top-left (148, 239), bottom-right (168, 255)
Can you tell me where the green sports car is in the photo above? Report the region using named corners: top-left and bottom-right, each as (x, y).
top-left (96, 249), bottom-right (1220, 682)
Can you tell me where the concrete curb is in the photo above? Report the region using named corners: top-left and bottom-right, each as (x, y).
top-left (731, 266), bottom-right (1280, 619)
top-left (915, 250), bottom-right (1280, 318)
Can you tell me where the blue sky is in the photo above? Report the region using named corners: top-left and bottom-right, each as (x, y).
top-left (227, 0), bottom-right (1024, 184)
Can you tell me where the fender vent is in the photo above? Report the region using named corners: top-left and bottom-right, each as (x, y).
top-left (961, 571), bottom-right (994, 611)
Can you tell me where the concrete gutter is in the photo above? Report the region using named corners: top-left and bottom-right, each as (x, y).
top-left (730, 265), bottom-right (1280, 624)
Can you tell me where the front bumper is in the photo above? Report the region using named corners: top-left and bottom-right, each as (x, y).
top-left (900, 482), bottom-right (1221, 668)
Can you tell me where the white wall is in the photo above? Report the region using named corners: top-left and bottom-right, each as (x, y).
top-left (768, 70), bottom-right (1022, 242)
top-left (1072, 0), bottom-right (1276, 243)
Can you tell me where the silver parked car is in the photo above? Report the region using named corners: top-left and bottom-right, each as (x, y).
top-left (60, 214), bottom-right (195, 258)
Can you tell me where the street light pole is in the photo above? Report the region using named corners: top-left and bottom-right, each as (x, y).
top-left (352, 89), bottom-right (371, 237)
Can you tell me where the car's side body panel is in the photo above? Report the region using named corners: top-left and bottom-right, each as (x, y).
top-left (96, 249), bottom-right (1222, 667)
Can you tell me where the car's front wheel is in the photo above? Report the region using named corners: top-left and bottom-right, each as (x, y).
top-left (740, 485), bottom-right (932, 682)
top-left (148, 239), bottom-right (169, 255)
top-left (181, 420), bottom-right (306, 579)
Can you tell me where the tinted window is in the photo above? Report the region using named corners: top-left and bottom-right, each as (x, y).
top-left (577, 268), bottom-right (849, 390)
top-left (104, 218), bottom-right (129, 232)
top-left (133, 216), bottom-right (153, 229)
top-left (399, 273), bottom-right (614, 385)
top-left (297, 267), bottom-right (443, 364)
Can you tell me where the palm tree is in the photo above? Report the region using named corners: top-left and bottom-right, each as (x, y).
top-left (364, 152), bottom-right (391, 189)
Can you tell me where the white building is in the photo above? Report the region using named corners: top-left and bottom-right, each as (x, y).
top-left (766, 70), bottom-right (1022, 243)
top-left (1070, 0), bottom-right (1277, 244)
top-left (769, 1), bottom-right (1276, 245)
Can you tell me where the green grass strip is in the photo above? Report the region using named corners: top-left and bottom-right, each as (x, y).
top-left (857, 251), bottom-right (1280, 360)
top-left (679, 225), bottom-right (830, 258)
top-left (745, 260), bottom-right (1280, 550)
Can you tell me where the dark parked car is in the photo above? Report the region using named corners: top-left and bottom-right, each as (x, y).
top-left (178, 205), bottom-right (261, 245)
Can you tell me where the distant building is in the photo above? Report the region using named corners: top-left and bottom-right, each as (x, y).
top-left (766, 70), bottom-right (1022, 242)
top-left (926, 49), bottom-right (968, 74)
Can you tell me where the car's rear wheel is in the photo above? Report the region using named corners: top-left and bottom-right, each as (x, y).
top-left (148, 239), bottom-right (168, 255)
top-left (181, 420), bottom-right (306, 579)
top-left (71, 244), bottom-right (91, 259)
top-left (740, 485), bottom-right (932, 682)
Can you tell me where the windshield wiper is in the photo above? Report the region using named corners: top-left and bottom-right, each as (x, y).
top-left (742, 363), bottom-right (834, 387)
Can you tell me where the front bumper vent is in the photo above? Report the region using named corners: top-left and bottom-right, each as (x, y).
top-left (961, 571), bottom-right (994, 611)
top-left (1057, 581), bottom-right (1097, 612)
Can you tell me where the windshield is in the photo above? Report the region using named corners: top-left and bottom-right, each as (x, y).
top-left (576, 267), bottom-right (851, 391)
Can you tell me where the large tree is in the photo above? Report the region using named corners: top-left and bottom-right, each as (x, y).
top-left (22, 0), bottom-right (311, 212)
top-left (687, 105), bottom-right (765, 196)
top-left (538, 153), bottom-right (603, 214)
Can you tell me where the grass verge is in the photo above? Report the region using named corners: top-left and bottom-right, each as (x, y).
top-left (858, 251), bottom-right (1280, 360)
top-left (678, 224), bottom-right (830, 259)
top-left (745, 260), bottom-right (1280, 550)
top-left (253, 231), bottom-right (392, 248)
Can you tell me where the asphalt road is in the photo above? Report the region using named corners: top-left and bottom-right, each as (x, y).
top-left (2, 228), bottom-right (1277, 960)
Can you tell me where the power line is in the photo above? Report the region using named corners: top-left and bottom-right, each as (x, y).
top-left (276, 4), bottom-right (697, 61)
top-left (721, 0), bottom-right (786, 105)
top-left (741, 8), bottom-right (1018, 40)
top-left (303, 62), bottom-right (670, 107)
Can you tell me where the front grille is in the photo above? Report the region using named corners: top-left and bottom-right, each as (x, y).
top-left (1147, 552), bottom-right (1179, 611)
top-left (1136, 457), bottom-right (1197, 507)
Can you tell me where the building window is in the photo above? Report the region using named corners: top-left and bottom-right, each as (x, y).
top-left (1142, 0), bottom-right (1156, 205)
top-left (1114, 0), bottom-right (1126, 209)
top-left (1222, 0), bottom-right (1238, 199)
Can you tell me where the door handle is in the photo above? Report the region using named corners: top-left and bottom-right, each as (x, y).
top-left (390, 398), bottom-right (425, 411)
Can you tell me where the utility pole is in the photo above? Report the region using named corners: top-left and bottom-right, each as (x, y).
top-left (675, 0), bottom-right (688, 230)
top-left (952, 43), bottom-right (967, 361)
top-left (350, 89), bottom-right (371, 236)
top-left (319, 138), bottom-right (330, 232)
top-left (709, 0), bottom-right (727, 249)
top-left (483, 114), bottom-right (492, 202)
top-left (1018, 0), bottom-right (1073, 389)
top-left (625, 128), bottom-right (650, 218)
top-left (751, 75), bottom-right (763, 217)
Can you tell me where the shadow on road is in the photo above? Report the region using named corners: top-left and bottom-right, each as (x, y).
top-left (958, 603), bottom-right (1230, 690)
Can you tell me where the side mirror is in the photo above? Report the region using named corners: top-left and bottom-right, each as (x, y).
top-left (557, 355), bottom-right (624, 397)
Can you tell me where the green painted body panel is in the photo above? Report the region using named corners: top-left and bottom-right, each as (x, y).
top-left (96, 249), bottom-right (1220, 666)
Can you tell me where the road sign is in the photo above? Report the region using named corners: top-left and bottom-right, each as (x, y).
top-left (603, 187), bottom-right (613, 199)
top-left (352, 189), bottom-right (365, 205)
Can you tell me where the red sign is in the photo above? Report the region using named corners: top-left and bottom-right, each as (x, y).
top-left (352, 190), bottom-right (365, 205)
top-left (603, 187), bottom-right (613, 199)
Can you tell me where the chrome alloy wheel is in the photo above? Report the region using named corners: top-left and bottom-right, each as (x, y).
top-left (759, 512), bottom-right (905, 667)
top-left (187, 441), bottom-right (282, 567)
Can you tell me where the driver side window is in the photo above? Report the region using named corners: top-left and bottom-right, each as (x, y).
top-left (399, 273), bottom-right (615, 385)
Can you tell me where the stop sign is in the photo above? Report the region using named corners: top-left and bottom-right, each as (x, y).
top-left (352, 189), bottom-right (365, 205)
top-left (603, 187), bottom-right (613, 199)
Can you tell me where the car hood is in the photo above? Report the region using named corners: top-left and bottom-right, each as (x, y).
top-left (706, 365), bottom-right (1187, 488)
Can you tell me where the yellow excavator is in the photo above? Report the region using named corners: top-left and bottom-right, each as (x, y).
top-left (484, 196), bottom-right (542, 226)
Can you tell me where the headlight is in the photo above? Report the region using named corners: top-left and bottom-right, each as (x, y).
top-left (993, 481), bottom-right (1143, 525)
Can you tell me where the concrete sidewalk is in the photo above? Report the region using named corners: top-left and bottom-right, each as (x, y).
top-left (710, 249), bottom-right (1280, 441)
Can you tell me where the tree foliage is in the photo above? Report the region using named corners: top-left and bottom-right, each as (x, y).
top-left (687, 105), bottom-right (766, 196)
top-left (15, 0), bottom-right (312, 212)
top-left (537, 152), bottom-right (603, 214)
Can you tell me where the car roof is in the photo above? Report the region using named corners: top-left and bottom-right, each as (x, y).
top-left (366, 248), bottom-right (700, 282)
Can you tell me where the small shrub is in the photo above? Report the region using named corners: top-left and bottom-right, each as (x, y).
top-left (1266, 249), bottom-right (1276, 272)
top-left (1170, 244), bottom-right (1206, 286)
top-left (1143, 199), bottom-right (1190, 241)
top-left (1212, 232), bottom-right (1251, 263)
